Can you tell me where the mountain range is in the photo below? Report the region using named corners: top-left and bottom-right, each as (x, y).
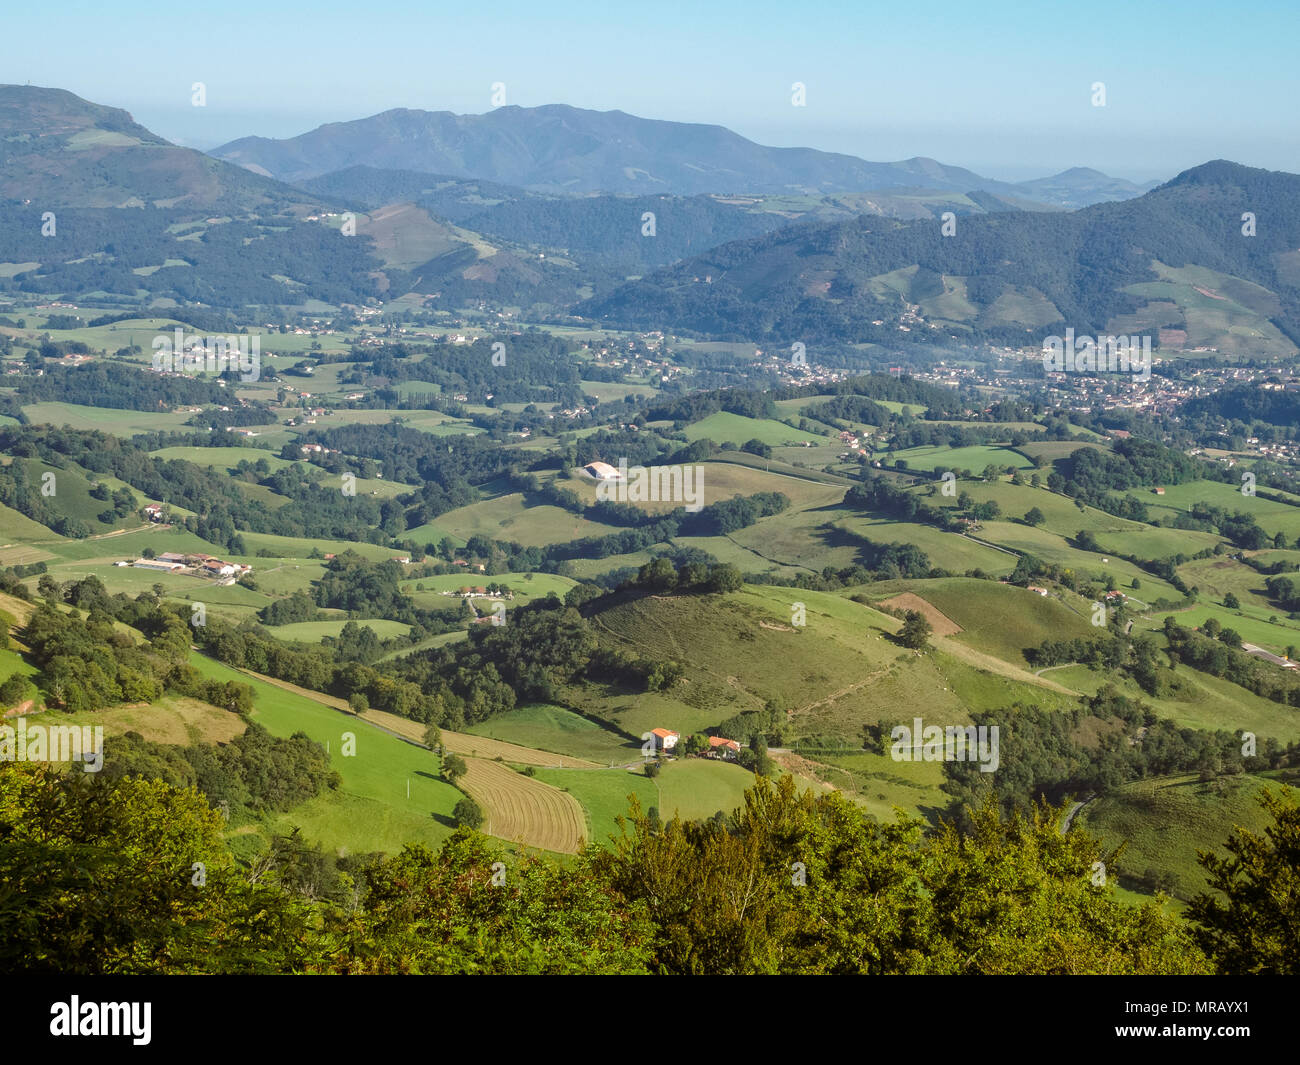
top-left (1, 85), bottom-right (1296, 359)
top-left (212, 103), bottom-right (1156, 207)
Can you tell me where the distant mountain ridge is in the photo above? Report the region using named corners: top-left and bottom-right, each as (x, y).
top-left (212, 103), bottom-right (1152, 207)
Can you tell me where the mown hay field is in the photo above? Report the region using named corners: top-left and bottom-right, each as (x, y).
top-left (460, 756), bottom-right (588, 853)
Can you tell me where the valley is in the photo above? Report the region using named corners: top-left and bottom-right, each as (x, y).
top-left (2, 64), bottom-right (1297, 982)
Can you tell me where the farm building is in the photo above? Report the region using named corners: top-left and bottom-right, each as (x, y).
top-left (648, 728), bottom-right (679, 752)
top-left (133, 559), bottom-right (183, 572)
top-left (1241, 645), bottom-right (1298, 669)
top-left (707, 736), bottom-right (741, 760)
top-left (584, 460), bottom-right (623, 481)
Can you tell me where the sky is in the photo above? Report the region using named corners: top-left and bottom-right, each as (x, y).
top-left (7, 0), bottom-right (1298, 182)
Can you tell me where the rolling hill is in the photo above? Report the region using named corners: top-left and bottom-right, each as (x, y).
top-left (298, 167), bottom-right (1062, 276)
top-left (579, 161), bottom-right (1300, 356)
top-left (0, 86), bottom-right (383, 307)
top-left (0, 85), bottom-right (318, 212)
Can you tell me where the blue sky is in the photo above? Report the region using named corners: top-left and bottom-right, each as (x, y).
top-left (9, 0), bottom-right (1298, 181)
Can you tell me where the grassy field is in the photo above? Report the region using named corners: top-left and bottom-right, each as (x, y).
top-left (1176, 554), bottom-right (1283, 613)
top-left (537, 758), bottom-right (759, 837)
top-left (434, 493), bottom-right (621, 548)
top-left (566, 550), bottom-right (657, 582)
top-left (0, 501), bottom-right (57, 541)
top-left (1016, 439), bottom-right (1106, 462)
top-left (38, 561), bottom-right (267, 621)
top-left (891, 444), bottom-right (1033, 473)
top-left (268, 618), bottom-right (413, 642)
top-left (1092, 524), bottom-right (1223, 562)
top-left (29, 526), bottom-right (225, 565)
top-left (23, 402), bottom-right (192, 435)
top-left (188, 653), bottom-right (463, 856)
top-left (570, 584), bottom-right (987, 743)
top-left (238, 531), bottom-right (402, 561)
top-left (559, 460), bottom-right (845, 515)
top-left (54, 695), bottom-right (246, 747)
top-left (671, 533), bottom-right (810, 577)
top-left (1079, 773), bottom-right (1291, 901)
top-left (655, 759), bottom-right (757, 820)
top-left (1047, 654), bottom-right (1300, 743)
top-left (458, 756), bottom-right (588, 853)
top-left (967, 521), bottom-right (1182, 600)
top-left (465, 704), bottom-right (637, 763)
top-left (863, 577), bottom-right (1096, 667)
top-left (835, 516), bottom-right (1017, 575)
top-left (401, 570), bottom-right (577, 609)
top-left (377, 629), bottom-right (467, 661)
top-left (682, 411), bottom-right (826, 447)
top-left (1141, 480), bottom-right (1300, 542)
top-left (1137, 602), bottom-right (1300, 657)
top-left (149, 445), bottom-right (292, 472)
top-left (532, 766), bottom-right (659, 845)
top-left (925, 479), bottom-right (1147, 538)
top-left (5, 457), bottom-right (142, 534)
top-left (781, 747), bottom-right (949, 824)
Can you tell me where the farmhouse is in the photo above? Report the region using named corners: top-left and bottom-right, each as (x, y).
top-left (707, 736), bottom-right (741, 760)
top-left (143, 504), bottom-right (165, 522)
top-left (648, 728), bottom-right (679, 752)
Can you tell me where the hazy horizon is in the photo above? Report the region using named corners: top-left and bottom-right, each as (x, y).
top-left (10, 0), bottom-right (1300, 185)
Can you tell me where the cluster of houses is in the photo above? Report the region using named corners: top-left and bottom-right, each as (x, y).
top-left (647, 728), bottom-right (742, 761)
top-left (127, 553), bottom-right (252, 583)
top-left (441, 586), bottom-right (513, 600)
